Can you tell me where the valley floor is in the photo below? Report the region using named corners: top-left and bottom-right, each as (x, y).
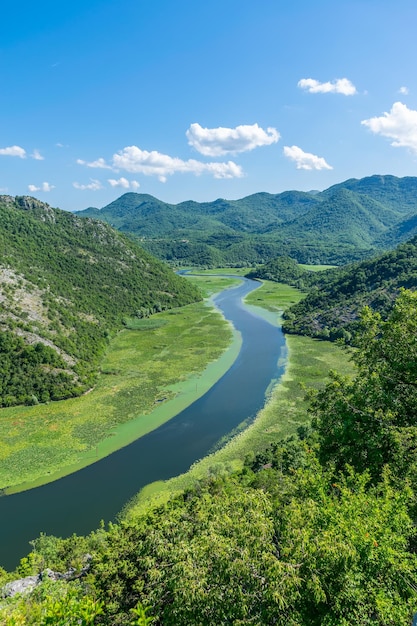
top-left (0, 274), bottom-right (354, 497)
top-left (0, 275), bottom-right (240, 493)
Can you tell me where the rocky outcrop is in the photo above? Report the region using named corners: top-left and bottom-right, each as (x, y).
top-left (1, 557), bottom-right (92, 598)
top-left (2, 574), bottom-right (39, 597)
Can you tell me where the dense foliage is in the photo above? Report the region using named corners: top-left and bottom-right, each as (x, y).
top-left (281, 235), bottom-right (417, 340)
top-left (77, 175), bottom-right (417, 266)
top-left (0, 195), bottom-right (200, 406)
top-left (311, 290), bottom-right (417, 481)
top-left (246, 255), bottom-right (316, 289)
top-left (0, 331), bottom-right (75, 406)
top-left (2, 290), bottom-right (417, 625)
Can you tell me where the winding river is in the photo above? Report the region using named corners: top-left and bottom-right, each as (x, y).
top-left (0, 277), bottom-right (286, 570)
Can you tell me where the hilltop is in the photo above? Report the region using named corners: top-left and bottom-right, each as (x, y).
top-left (76, 175), bottom-right (417, 265)
top-left (0, 195), bottom-right (200, 407)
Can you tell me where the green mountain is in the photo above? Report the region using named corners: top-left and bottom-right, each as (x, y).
top-left (76, 191), bottom-right (326, 266)
top-left (376, 212), bottom-right (417, 248)
top-left (321, 174), bottom-right (417, 212)
top-left (82, 190), bottom-right (320, 237)
top-left (276, 188), bottom-right (401, 248)
top-left (76, 175), bottom-right (417, 266)
top-left (0, 195), bottom-right (200, 407)
top-left (83, 193), bottom-right (222, 238)
top-left (281, 235), bottom-right (417, 340)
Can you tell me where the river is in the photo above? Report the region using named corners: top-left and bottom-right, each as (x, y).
top-left (0, 277), bottom-right (286, 570)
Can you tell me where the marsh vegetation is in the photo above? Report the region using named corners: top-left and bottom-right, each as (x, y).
top-left (0, 277), bottom-right (237, 492)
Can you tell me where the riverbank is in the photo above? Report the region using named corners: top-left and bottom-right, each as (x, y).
top-left (0, 275), bottom-right (243, 494)
top-left (124, 280), bottom-right (355, 517)
top-left (0, 273), bottom-right (288, 573)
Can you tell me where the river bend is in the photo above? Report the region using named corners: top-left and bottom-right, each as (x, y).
top-left (0, 277), bottom-right (286, 569)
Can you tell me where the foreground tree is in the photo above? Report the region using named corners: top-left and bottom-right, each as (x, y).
top-left (311, 289), bottom-right (417, 480)
top-left (276, 463), bottom-right (417, 625)
top-left (91, 481), bottom-right (300, 625)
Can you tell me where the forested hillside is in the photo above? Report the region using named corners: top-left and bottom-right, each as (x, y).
top-left (280, 235), bottom-right (417, 340)
top-left (248, 234), bottom-right (417, 341)
top-left (246, 255), bottom-right (317, 288)
top-left (2, 291), bottom-right (417, 625)
top-left (0, 195), bottom-right (200, 407)
top-left (76, 175), bottom-right (417, 266)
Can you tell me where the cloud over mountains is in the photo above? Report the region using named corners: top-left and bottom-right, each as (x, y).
top-left (283, 146), bottom-right (333, 170)
top-left (186, 123), bottom-right (280, 156)
top-left (362, 102), bottom-right (417, 153)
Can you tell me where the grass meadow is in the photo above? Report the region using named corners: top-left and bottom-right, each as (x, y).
top-left (0, 274), bottom-right (243, 493)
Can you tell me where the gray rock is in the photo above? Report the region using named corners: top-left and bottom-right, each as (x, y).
top-left (2, 575), bottom-right (40, 597)
top-left (1, 557), bottom-right (92, 599)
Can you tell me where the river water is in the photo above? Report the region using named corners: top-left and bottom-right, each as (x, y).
top-left (0, 277), bottom-right (286, 570)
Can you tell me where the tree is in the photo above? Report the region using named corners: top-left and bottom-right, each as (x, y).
top-left (91, 481), bottom-right (300, 625)
top-left (276, 464), bottom-right (417, 625)
top-left (310, 289), bottom-right (417, 480)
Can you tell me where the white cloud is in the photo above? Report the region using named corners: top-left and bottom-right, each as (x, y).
top-left (283, 145), bottom-right (333, 170)
top-left (399, 86), bottom-right (409, 95)
top-left (108, 177), bottom-right (130, 189)
top-left (0, 145), bottom-right (26, 158)
top-left (73, 179), bottom-right (103, 191)
top-left (186, 122), bottom-right (280, 156)
top-left (108, 177), bottom-right (140, 190)
top-left (28, 182), bottom-right (55, 192)
top-left (112, 146), bottom-right (243, 181)
top-left (31, 149), bottom-right (44, 160)
top-left (77, 157), bottom-right (112, 169)
top-left (298, 77), bottom-right (357, 95)
top-left (361, 101), bottom-right (417, 153)
top-left (42, 182), bottom-right (55, 192)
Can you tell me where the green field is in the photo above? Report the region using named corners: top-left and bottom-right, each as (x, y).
top-left (300, 263), bottom-right (337, 271)
top-left (0, 274), bottom-right (243, 493)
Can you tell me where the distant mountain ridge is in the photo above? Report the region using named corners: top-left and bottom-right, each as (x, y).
top-left (76, 175), bottom-right (417, 266)
top-left (0, 195), bottom-right (200, 407)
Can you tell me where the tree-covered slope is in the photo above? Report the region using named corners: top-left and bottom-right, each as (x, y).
top-left (376, 211), bottom-right (417, 248)
top-left (275, 187), bottom-right (401, 248)
top-left (281, 235), bottom-right (417, 339)
top-left (0, 195), bottom-right (200, 407)
top-left (80, 190), bottom-right (320, 239)
top-left (76, 175), bottom-right (417, 266)
top-left (83, 193), bottom-right (225, 238)
top-left (246, 254), bottom-right (310, 287)
top-left (322, 173), bottom-right (417, 213)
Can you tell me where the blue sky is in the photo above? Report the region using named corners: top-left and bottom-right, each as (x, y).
top-left (2, 0), bottom-right (417, 211)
